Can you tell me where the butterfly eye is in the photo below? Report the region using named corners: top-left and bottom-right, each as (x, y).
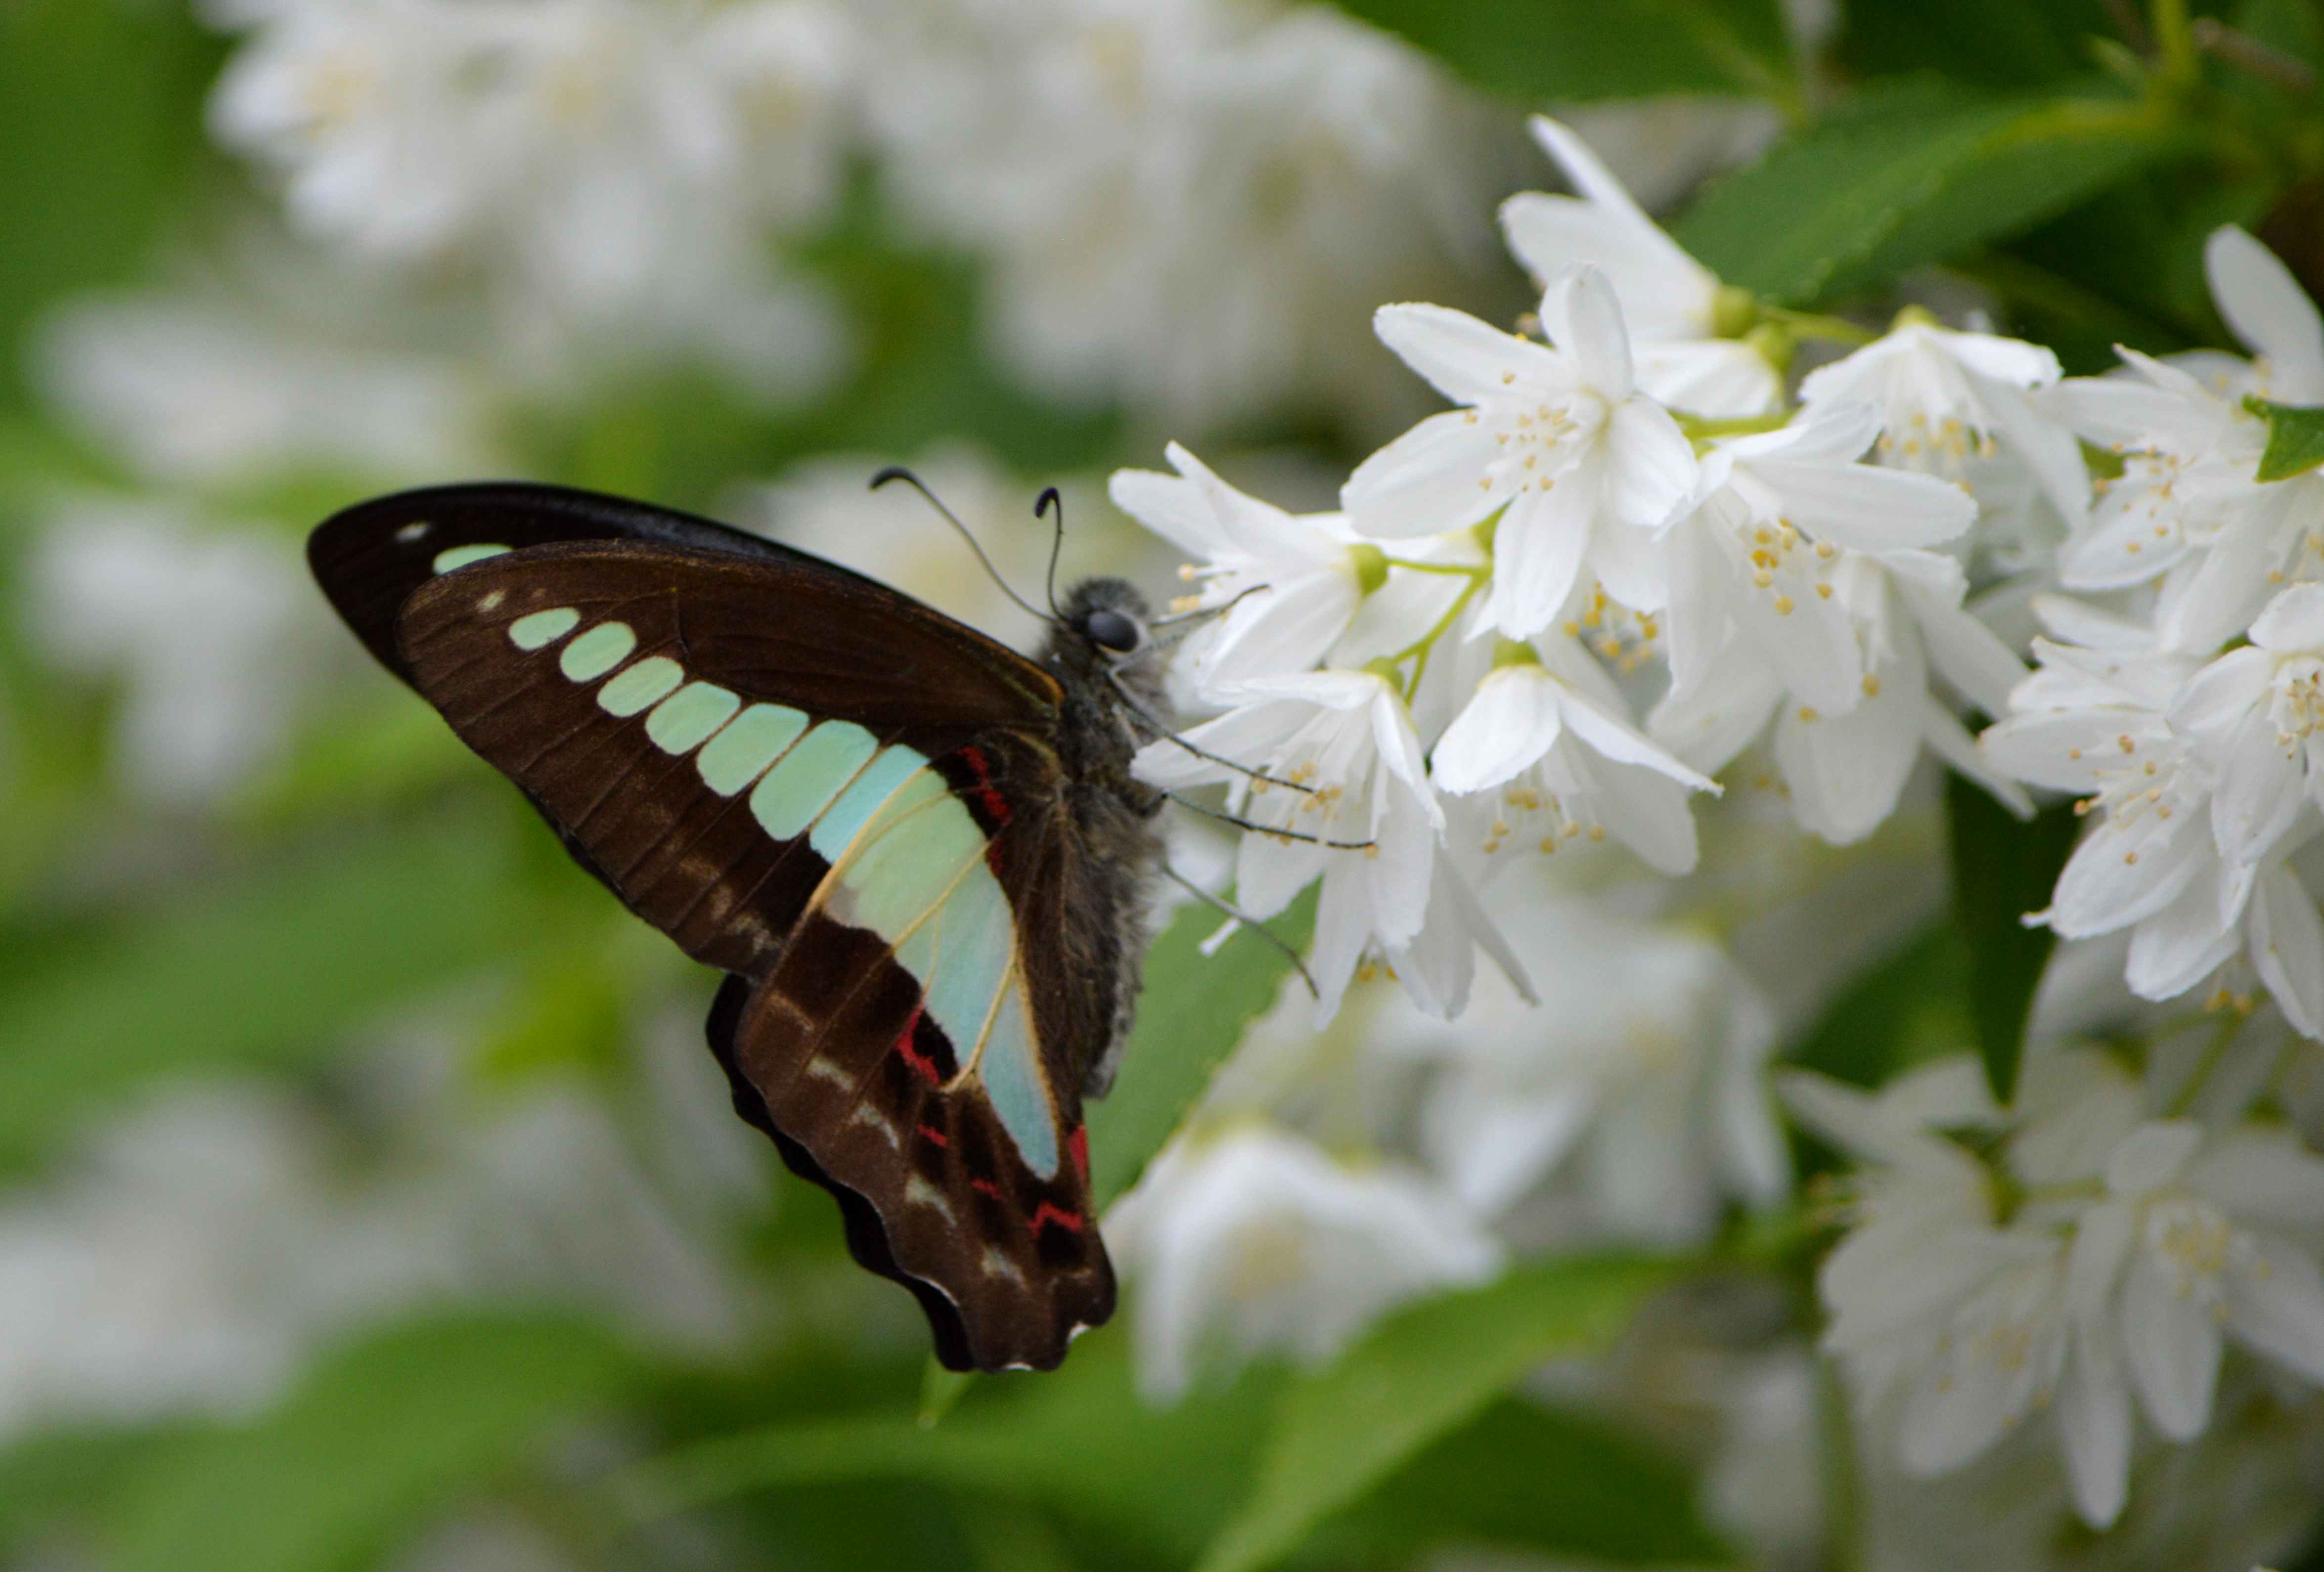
top-left (1083, 609), bottom-right (1142, 653)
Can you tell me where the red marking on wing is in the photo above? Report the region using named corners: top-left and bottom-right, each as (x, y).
top-left (917, 1123), bottom-right (949, 1148)
top-left (894, 1006), bottom-right (940, 1086)
top-left (1030, 1201), bottom-right (1086, 1235)
top-left (1068, 1125), bottom-right (1089, 1182)
top-left (957, 744), bottom-right (1014, 827)
top-left (970, 1177), bottom-right (1003, 1201)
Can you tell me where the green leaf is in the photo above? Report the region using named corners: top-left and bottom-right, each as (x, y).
top-left (1947, 777), bottom-right (2079, 1103)
top-left (1195, 1254), bottom-right (1674, 1572)
top-left (2249, 397), bottom-right (2324, 481)
top-left (1086, 888), bottom-right (1316, 1210)
top-left (0, 820), bottom-right (547, 1168)
top-left (1325, 0), bottom-right (1796, 107)
top-left (1836, 0), bottom-right (2124, 89)
top-left (629, 1326), bottom-right (1284, 1565)
top-left (1308, 1398), bottom-right (1728, 1567)
top-left (0, 1424), bottom-right (196, 1546)
top-left (0, 1), bottom-right (219, 413)
top-left (1786, 921), bottom-right (1972, 1092)
top-left (106, 1314), bottom-right (639, 1572)
top-left (1674, 87), bottom-right (2184, 308)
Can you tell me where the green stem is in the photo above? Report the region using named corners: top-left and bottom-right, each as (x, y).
top-left (2165, 1008), bottom-right (2247, 1117)
top-left (1378, 557), bottom-right (1489, 578)
top-left (1393, 577), bottom-right (1482, 699)
top-left (2151, 0), bottom-right (2199, 89)
top-left (1675, 410), bottom-right (1793, 441)
top-left (1815, 1354), bottom-right (1867, 1572)
top-left (1766, 308), bottom-right (1878, 347)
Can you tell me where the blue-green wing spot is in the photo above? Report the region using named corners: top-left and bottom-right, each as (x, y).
top-left (597, 655), bottom-right (684, 717)
top-left (432, 542), bottom-right (511, 573)
top-left (752, 721), bottom-right (877, 841)
top-left (813, 770), bottom-right (1059, 1181)
top-left (646, 682), bottom-right (741, 754)
top-left (809, 744), bottom-right (933, 861)
top-left (697, 703), bottom-right (807, 795)
top-left (508, 607), bottom-right (581, 650)
top-left (974, 975), bottom-right (1056, 1178)
top-left (559, 620), bottom-right (636, 681)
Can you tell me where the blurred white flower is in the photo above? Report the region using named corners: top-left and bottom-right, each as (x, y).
top-left (1105, 1123), bottom-right (1501, 1402)
top-left (1800, 314), bottom-right (2089, 532)
top-left (1134, 668), bottom-right (1456, 1021)
top-left (867, 0), bottom-right (1518, 430)
top-left (1501, 114), bottom-right (1781, 418)
top-left (27, 500), bottom-right (330, 805)
top-left (1385, 900), bottom-right (1785, 1241)
top-left (1431, 635), bottom-right (1716, 876)
top-left (208, 0), bottom-right (852, 400)
top-left (1347, 268), bottom-right (1696, 639)
top-left (1109, 442), bottom-right (1380, 697)
top-left (2054, 228), bottom-right (2324, 654)
top-left (35, 294), bottom-right (498, 487)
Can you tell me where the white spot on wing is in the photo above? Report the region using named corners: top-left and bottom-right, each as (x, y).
top-left (477, 590), bottom-right (505, 613)
top-left (980, 1247), bottom-right (1026, 1286)
top-left (847, 1103), bottom-right (899, 1147)
top-left (905, 1175), bottom-right (956, 1222)
top-left (395, 522), bottom-right (430, 543)
top-left (804, 1057), bottom-right (850, 1087)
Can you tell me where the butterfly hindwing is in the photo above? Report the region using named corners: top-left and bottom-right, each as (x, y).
top-left (366, 497), bottom-right (1118, 1368)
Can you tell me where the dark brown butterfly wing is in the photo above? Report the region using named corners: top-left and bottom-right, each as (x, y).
top-left (322, 489), bottom-right (1119, 1370)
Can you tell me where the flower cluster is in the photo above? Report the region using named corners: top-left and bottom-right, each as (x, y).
top-left (1116, 114), bottom-right (2046, 1021)
top-left (1109, 111), bottom-right (2324, 1524)
top-left (1788, 1052), bottom-right (2324, 1528)
top-left (1983, 228), bottom-right (2324, 1035)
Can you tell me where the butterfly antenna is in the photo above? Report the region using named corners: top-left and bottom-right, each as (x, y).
top-left (870, 467), bottom-right (1053, 624)
top-left (1033, 486), bottom-right (1067, 619)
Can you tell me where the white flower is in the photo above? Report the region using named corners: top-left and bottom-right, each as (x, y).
top-left (2169, 583), bottom-right (2324, 867)
top-left (1800, 315), bottom-right (2089, 531)
top-left (1500, 114), bottom-right (1781, 418)
top-left (1430, 635), bottom-right (1716, 875)
top-left (27, 500), bottom-right (330, 805)
top-left (2072, 1117), bottom-right (2324, 1445)
top-left (1133, 669), bottom-right (1459, 1021)
top-left (1104, 1124), bottom-right (1501, 1402)
top-left (1782, 1060), bottom-right (2137, 1528)
top-left (866, 0), bottom-right (1514, 428)
top-left (1650, 402), bottom-right (2029, 842)
top-left (34, 293), bottom-right (498, 488)
top-left (208, 0), bottom-right (852, 397)
top-left (1110, 443), bottom-right (1380, 695)
top-left (2055, 228), bottom-right (2324, 653)
top-left (1346, 266), bottom-right (1696, 639)
top-left (1385, 900), bottom-right (1785, 1241)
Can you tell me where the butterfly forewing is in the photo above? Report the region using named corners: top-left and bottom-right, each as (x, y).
top-left (354, 494), bottom-right (1117, 1370)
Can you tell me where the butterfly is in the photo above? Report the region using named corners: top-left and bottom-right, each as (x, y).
top-left (309, 479), bottom-right (1180, 1372)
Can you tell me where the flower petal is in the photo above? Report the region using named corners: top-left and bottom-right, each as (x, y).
top-left (2227, 1233), bottom-right (2324, 1381)
top-left (1482, 465), bottom-right (1593, 639)
top-left (2251, 581), bottom-right (2324, 651)
top-left (2250, 861), bottom-right (2324, 1039)
top-left (2206, 225), bottom-right (2324, 404)
top-left (2120, 1244), bottom-right (2222, 1440)
top-left (1342, 410), bottom-right (1508, 540)
top-left (1600, 396), bottom-right (1695, 534)
top-left (1430, 665), bottom-right (1562, 793)
top-left (1543, 265), bottom-right (1633, 399)
top-left (2058, 1321), bottom-right (2132, 1528)
top-left (1373, 302), bottom-right (1570, 407)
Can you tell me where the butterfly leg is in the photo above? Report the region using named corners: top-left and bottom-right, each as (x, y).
top-left (1160, 865), bottom-right (1319, 999)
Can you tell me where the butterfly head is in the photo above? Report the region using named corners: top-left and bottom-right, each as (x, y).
top-left (1049, 577), bottom-right (1168, 712)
